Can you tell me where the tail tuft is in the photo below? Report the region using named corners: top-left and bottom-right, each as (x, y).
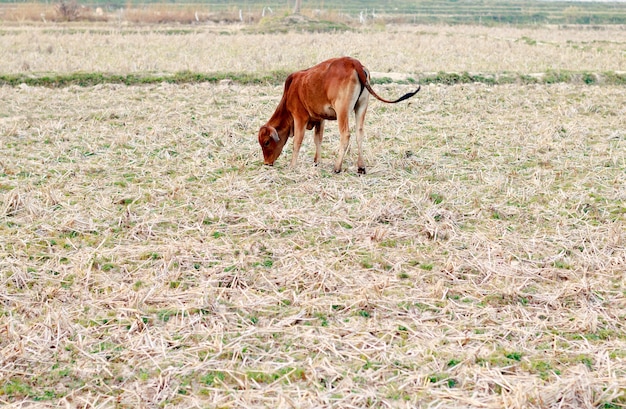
top-left (394, 85), bottom-right (421, 103)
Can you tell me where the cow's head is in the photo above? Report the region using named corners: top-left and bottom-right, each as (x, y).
top-left (258, 125), bottom-right (284, 166)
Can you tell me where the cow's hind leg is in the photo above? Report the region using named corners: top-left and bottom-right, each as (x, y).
top-left (354, 94), bottom-right (369, 174)
top-left (313, 120), bottom-right (325, 166)
top-left (334, 74), bottom-right (365, 174)
top-left (333, 110), bottom-right (351, 173)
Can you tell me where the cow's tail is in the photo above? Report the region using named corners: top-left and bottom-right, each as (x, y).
top-left (357, 66), bottom-right (420, 104)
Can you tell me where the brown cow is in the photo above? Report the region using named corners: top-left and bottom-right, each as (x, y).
top-left (258, 57), bottom-right (420, 174)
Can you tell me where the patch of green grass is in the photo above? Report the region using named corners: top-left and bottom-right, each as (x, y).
top-left (61, 274), bottom-right (75, 289)
top-left (1, 379), bottom-right (32, 399)
top-left (362, 360), bottom-right (381, 370)
top-left (602, 394), bottom-right (626, 408)
top-left (32, 389), bottom-right (57, 401)
top-left (338, 221), bottom-right (353, 229)
top-left (201, 371), bottom-right (226, 386)
top-left (144, 252), bottom-right (161, 260)
top-left (447, 359), bottom-right (461, 367)
top-left (505, 351), bottom-right (523, 361)
top-left (137, 369), bottom-right (151, 382)
top-left (582, 72), bottom-right (597, 84)
top-left (526, 360), bottom-right (560, 380)
top-left (315, 313), bottom-right (329, 327)
top-left (544, 70), bottom-right (571, 84)
top-left (380, 239), bottom-right (398, 248)
top-left (553, 260), bottom-right (572, 269)
top-left (398, 301), bottom-right (441, 313)
top-left (245, 367), bottom-right (306, 384)
top-left (385, 388), bottom-right (412, 401)
top-left (91, 341), bottom-right (123, 355)
top-left (429, 193), bottom-right (444, 204)
top-left (476, 349), bottom-right (525, 367)
top-left (360, 258), bottom-right (373, 269)
top-left (428, 373), bottom-right (457, 388)
top-left (157, 309), bottom-right (178, 322)
top-left (253, 258), bottom-right (274, 268)
top-left (603, 71), bottom-right (626, 85)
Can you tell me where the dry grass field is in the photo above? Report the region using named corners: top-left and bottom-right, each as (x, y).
top-left (1, 19), bottom-right (625, 409)
top-left (1, 23), bottom-right (625, 75)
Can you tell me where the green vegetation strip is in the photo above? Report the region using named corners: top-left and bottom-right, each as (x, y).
top-left (0, 71), bottom-right (289, 87)
top-left (1, 70), bottom-right (625, 87)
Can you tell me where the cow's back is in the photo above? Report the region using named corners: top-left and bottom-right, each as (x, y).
top-left (287, 58), bottom-right (362, 118)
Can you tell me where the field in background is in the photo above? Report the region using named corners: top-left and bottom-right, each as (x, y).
top-left (1, 0), bottom-right (626, 25)
top-left (1, 10), bottom-right (625, 409)
top-left (1, 23), bottom-right (625, 81)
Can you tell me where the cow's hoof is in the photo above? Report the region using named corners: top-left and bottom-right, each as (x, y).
top-left (333, 168), bottom-right (342, 174)
top-left (358, 167), bottom-right (366, 175)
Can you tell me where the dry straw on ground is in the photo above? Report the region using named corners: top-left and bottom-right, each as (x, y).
top-left (1, 79), bottom-right (624, 407)
top-left (1, 23), bottom-right (625, 409)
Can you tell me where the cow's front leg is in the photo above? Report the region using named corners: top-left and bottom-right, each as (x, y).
top-left (313, 120), bottom-right (325, 166)
top-left (290, 118), bottom-right (306, 168)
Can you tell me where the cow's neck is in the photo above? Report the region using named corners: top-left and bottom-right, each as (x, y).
top-left (268, 106), bottom-right (293, 142)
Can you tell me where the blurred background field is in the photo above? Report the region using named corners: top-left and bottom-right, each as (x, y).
top-left (0, 22), bottom-right (624, 81)
top-left (1, 0), bottom-right (626, 25)
top-left (1, 0), bottom-right (625, 86)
